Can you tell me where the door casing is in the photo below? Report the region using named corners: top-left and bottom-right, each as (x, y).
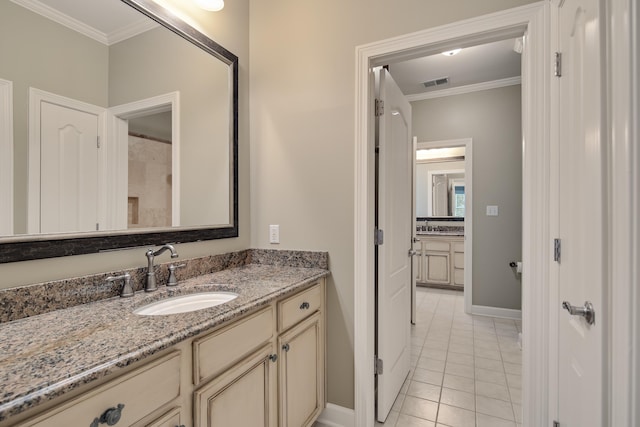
top-left (354, 3), bottom-right (552, 426)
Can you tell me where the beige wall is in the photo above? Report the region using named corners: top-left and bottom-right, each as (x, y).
top-left (249, 0), bottom-right (535, 409)
top-left (412, 86), bottom-right (523, 310)
top-left (0, 1), bottom-right (109, 234)
top-left (109, 26), bottom-right (231, 226)
top-left (0, 0), bottom-right (250, 287)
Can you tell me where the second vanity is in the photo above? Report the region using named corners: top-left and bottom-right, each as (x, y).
top-left (0, 250), bottom-right (329, 427)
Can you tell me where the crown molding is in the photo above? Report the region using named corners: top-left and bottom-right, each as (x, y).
top-left (406, 76), bottom-right (521, 102)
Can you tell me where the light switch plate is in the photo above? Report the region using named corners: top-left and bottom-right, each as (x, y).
top-left (486, 205), bottom-right (499, 216)
top-left (269, 225), bottom-right (280, 244)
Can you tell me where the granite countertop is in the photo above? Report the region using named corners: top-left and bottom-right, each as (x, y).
top-left (417, 231), bottom-right (464, 236)
top-left (0, 263), bottom-right (329, 422)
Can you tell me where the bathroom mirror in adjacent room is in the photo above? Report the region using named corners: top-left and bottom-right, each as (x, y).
top-left (0, 0), bottom-right (238, 262)
top-left (416, 146), bottom-right (466, 218)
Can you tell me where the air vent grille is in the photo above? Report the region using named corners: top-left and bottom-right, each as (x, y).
top-left (423, 77), bottom-right (450, 88)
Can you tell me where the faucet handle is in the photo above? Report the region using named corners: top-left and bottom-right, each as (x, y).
top-left (106, 272), bottom-right (133, 298)
top-left (167, 263), bottom-right (186, 287)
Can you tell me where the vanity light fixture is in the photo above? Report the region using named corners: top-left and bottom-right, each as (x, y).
top-left (441, 48), bottom-right (462, 56)
top-left (194, 0), bottom-right (224, 11)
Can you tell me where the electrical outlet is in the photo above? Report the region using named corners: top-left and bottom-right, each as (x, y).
top-left (269, 225), bottom-right (280, 244)
top-left (486, 205), bottom-right (499, 216)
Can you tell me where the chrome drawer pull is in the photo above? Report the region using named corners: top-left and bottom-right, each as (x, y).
top-left (299, 302), bottom-right (310, 310)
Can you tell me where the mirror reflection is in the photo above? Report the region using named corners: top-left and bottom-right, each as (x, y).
top-left (0, 0), bottom-right (233, 238)
top-left (416, 147), bottom-right (466, 218)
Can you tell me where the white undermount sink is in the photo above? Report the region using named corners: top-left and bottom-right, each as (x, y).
top-left (133, 291), bottom-right (238, 316)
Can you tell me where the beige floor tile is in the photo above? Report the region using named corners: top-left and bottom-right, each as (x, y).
top-left (413, 367), bottom-right (444, 386)
top-left (401, 396), bottom-right (438, 421)
top-left (475, 368), bottom-right (507, 385)
top-left (474, 356), bottom-right (503, 370)
top-left (446, 352), bottom-right (474, 366)
top-left (439, 387), bottom-right (475, 411)
top-left (442, 373), bottom-right (475, 394)
top-left (513, 403), bottom-right (522, 423)
top-left (501, 351), bottom-right (522, 365)
top-left (407, 381), bottom-right (441, 402)
top-left (476, 413), bottom-right (517, 427)
top-left (509, 386), bottom-right (522, 404)
top-left (474, 347), bottom-right (502, 361)
top-left (417, 357), bottom-right (446, 372)
top-left (476, 395), bottom-right (515, 421)
top-left (395, 413), bottom-right (436, 427)
top-left (506, 373), bottom-right (522, 389)
top-left (502, 361), bottom-right (522, 375)
top-left (475, 380), bottom-right (511, 401)
top-left (421, 348), bottom-right (447, 361)
top-left (445, 361), bottom-right (475, 379)
top-left (436, 403), bottom-right (476, 427)
top-left (392, 393), bottom-right (406, 412)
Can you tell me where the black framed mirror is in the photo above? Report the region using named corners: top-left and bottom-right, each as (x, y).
top-left (0, 0), bottom-right (238, 263)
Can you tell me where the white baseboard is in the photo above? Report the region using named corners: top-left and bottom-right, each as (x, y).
top-left (314, 403), bottom-right (355, 427)
top-left (471, 304), bottom-right (522, 320)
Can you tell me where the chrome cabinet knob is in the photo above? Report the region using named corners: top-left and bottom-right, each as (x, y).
top-left (562, 301), bottom-right (595, 325)
top-left (299, 302), bottom-right (310, 310)
top-left (269, 354), bottom-right (278, 362)
top-left (282, 343), bottom-right (290, 352)
top-left (91, 403), bottom-right (125, 427)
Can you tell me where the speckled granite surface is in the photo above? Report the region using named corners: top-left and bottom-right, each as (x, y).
top-left (0, 249), bottom-right (329, 423)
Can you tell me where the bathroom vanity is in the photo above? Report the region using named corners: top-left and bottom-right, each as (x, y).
top-left (415, 234), bottom-right (464, 289)
top-left (0, 251), bottom-right (328, 427)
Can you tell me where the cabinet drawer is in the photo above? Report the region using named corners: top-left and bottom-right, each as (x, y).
top-left (146, 407), bottom-right (182, 427)
top-left (193, 306), bottom-right (274, 385)
top-left (453, 242), bottom-right (464, 253)
top-left (24, 352), bottom-right (181, 427)
top-left (424, 241), bottom-right (450, 252)
top-left (278, 283), bottom-right (321, 332)
top-left (454, 252), bottom-right (464, 269)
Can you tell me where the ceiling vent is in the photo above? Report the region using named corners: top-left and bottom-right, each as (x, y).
top-left (423, 77), bottom-right (450, 88)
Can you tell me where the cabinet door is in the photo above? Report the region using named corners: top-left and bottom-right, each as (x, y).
top-left (194, 345), bottom-right (277, 427)
top-left (278, 312), bottom-right (323, 427)
top-left (145, 407), bottom-right (183, 427)
top-left (425, 251), bottom-right (450, 284)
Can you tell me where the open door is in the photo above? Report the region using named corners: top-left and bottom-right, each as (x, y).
top-left (557, 0), bottom-right (605, 424)
top-left (375, 67), bottom-right (413, 422)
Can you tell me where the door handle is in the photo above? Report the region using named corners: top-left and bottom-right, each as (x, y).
top-left (562, 301), bottom-right (595, 325)
top-left (408, 249), bottom-right (418, 257)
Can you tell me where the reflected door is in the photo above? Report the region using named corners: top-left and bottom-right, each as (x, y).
top-left (40, 102), bottom-right (100, 233)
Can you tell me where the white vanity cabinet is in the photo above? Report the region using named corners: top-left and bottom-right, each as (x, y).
top-left (17, 351), bottom-right (182, 427)
top-left (193, 306), bottom-right (278, 427)
top-left (416, 236), bottom-right (464, 289)
top-left (277, 284), bottom-right (324, 427)
top-left (12, 279), bottom-right (326, 427)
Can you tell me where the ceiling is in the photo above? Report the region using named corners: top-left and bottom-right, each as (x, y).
top-left (389, 38), bottom-right (522, 100)
top-left (12, 0), bottom-right (156, 44)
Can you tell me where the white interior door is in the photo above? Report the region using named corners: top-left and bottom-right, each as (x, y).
top-left (557, 0), bottom-right (605, 424)
top-left (375, 67), bottom-right (412, 422)
top-left (40, 102), bottom-right (100, 233)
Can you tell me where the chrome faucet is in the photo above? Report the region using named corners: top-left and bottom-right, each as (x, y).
top-left (145, 244), bottom-right (178, 292)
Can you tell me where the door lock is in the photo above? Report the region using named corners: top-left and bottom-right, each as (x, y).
top-left (562, 301), bottom-right (595, 325)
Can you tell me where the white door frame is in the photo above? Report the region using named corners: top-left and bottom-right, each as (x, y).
top-left (108, 92), bottom-right (181, 228)
top-left (606, 0), bottom-right (639, 424)
top-left (0, 78), bottom-right (13, 236)
top-left (28, 88), bottom-right (107, 234)
top-left (354, 3), bottom-right (551, 426)
top-left (417, 138), bottom-right (472, 314)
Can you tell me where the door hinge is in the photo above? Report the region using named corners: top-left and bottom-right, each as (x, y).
top-left (554, 238), bottom-right (561, 262)
top-left (375, 228), bottom-right (384, 245)
top-left (553, 421), bottom-right (560, 427)
top-left (375, 99), bottom-right (384, 117)
top-left (554, 52), bottom-right (562, 77)
top-left (375, 357), bottom-right (384, 375)
top-left (97, 136), bottom-right (100, 148)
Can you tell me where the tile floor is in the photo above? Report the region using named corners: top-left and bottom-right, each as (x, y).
top-left (378, 287), bottom-right (522, 427)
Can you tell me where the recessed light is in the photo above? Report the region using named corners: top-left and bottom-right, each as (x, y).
top-left (441, 48), bottom-right (462, 56)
